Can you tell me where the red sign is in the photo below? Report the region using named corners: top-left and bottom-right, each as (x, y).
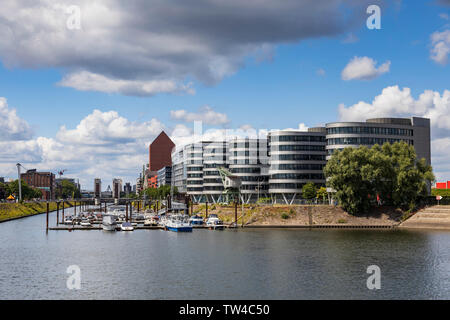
top-left (436, 195), bottom-right (443, 201)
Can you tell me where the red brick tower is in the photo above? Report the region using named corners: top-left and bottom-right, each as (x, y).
top-left (149, 131), bottom-right (175, 172)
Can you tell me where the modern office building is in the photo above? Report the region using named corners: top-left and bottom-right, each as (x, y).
top-left (169, 117), bottom-right (431, 203)
top-left (157, 166), bottom-right (172, 187)
top-left (171, 147), bottom-right (187, 194)
top-left (185, 142), bottom-right (208, 202)
top-left (20, 169), bottom-right (56, 200)
top-left (229, 138), bottom-right (270, 203)
top-left (268, 128), bottom-right (327, 204)
top-left (325, 117), bottom-right (431, 164)
top-left (124, 182), bottom-right (132, 196)
top-left (202, 140), bottom-right (228, 203)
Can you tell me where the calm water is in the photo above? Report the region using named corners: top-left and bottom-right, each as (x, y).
top-left (0, 207), bottom-right (449, 300)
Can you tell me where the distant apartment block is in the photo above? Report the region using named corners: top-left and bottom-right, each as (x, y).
top-left (112, 178), bottom-right (122, 199)
top-left (157, 166), bottom-right (172, 188)
top-left (94, 178), bottom-right (101, 198)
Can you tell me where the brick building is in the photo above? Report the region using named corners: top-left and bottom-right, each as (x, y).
top-left (149, 131), bottom-right (175, 172)
top-left (21, 169), bottom-right (55, 200)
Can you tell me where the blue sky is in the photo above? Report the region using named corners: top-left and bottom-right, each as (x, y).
top-left (0, 0), bottom-right (449, 188)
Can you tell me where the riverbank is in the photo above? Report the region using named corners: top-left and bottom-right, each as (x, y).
top-left (193, 204), bottom-right (404, 227)
top-left (0, 202), bottom-right (73, 223)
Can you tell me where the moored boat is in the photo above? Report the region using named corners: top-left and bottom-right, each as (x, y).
top-left (206, 214), bottom-right (224, 230)
top-left (102, 215), bottom-right (117, 231)
top-left (189, 214), bottom-right (204, 226)
top-left (165, 214), bottom-right (192, 232)
top-left (121, 222), bottom-right (134, 231)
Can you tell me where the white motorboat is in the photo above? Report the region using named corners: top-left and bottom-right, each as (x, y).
top-left (121, 222), bottom-right (134, 231)
top-left (64, 216), bottom-right (73, 225)
top-left (102, 215), bottom-right (117, 231)
top-left (80, 221), bottom-right (92, 227)
top-left (189, 214), bottom-right (204, 226)
top-left (165, 214), bottom-right (192, 232)
top-left (206, 214), bottom-right (224, 230)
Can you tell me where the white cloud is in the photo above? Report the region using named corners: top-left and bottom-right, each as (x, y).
top-left (430, 29), bottom-right (450, 65)
top-left (170, 106), bottom-right (230, 125)
top-left (56, 109), bottom-right (164, 144)
top-left (58, 71), bottom-right (195, 96)
top-left (0, 97), bottom-right (33, 140)
top-left (439, 13), bottom-right (449, 20)
top-left (338, 86), bottom-right (450, 134)
top-left (341, 56), bottom-right (391, 81)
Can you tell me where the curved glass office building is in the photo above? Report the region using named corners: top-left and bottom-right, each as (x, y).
top-left (228, 138), bottom-right (269, 203)
top-left (268, 128), bottom-right (327, 204)
top-left (326, 117), bottom-right (431, 164)
top-left (202, 141), bottom-right (228, 203)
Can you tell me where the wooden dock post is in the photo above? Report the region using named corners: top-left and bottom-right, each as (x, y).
top-left (62, 201), bottom-right (65, 223)
top-left (56, 202), bottom-right (59, 226)
top-left (126, 201), bottom-right (129, 222)
top-left (130, 201), bottom-right (133, 221)
top-left (46, 202), bottom-right (49, 233)
top-left (104, 202), bottom-right (107, 213)
top-left (205, 201), bottom-right (208, 219)
top-left (74, 200), bottom-right (77, 216)
top-left (234, 201), bottom-right (238, 227)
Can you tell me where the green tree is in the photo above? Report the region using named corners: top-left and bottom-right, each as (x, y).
top-left (316, 187), bottom-right (328, 202)
top-left (302, 182), bottom-right (317, 200)
top-left (56, 180), bottom-right (81, 199)
top-left (324, 142), bottom-right (434, 215)
top-left (5, 179), bottom-right (43, 200)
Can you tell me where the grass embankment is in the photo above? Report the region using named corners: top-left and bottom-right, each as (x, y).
top-left (0, 202), bottom-right (73, 223)
top-left (193, 204), bottom-right (405, 226)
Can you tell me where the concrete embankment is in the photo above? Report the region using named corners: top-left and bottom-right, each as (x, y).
top-left (0, 202), bottom-right (73, 223)
top-left (399, 206), bottom-right (450, 230)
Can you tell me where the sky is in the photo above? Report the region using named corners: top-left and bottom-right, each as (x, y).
top-left (0, 0), bottom-right (449, 190)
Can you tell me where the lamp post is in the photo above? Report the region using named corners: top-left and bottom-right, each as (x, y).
top-left (16, 163), bottom-right (22, 202)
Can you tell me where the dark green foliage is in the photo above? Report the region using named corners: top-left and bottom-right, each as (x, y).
top-left (302, 182), bottom-right (317, 200)
top-left (324, 142), bottom-right (434, 215)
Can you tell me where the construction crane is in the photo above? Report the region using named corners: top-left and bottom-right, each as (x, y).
top-left (218, 167), bottom-right (241, 203)
top-left (57, 169), bottom-right (67, 178)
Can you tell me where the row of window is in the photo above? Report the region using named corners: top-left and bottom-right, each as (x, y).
top-left (270, 164), bottom-right (325, 171)
top-left (326, 126), bottom-right (413, 136)
top-left (187, 166), bottom-right (203, 172)
top-left (272, 145), bottom-right (326, 152)
top-left (270, 173), bottom-right (325, 180)
top-left (272, 154), bottom-right (326, 161)
top-left (269, 183), bottom-right (324, 190)
top-left (327, 137), bottom-right (413, 146)
top-left (269, 135), bottom-right (325, 142)
top-left (230, 167), bottom-right (261, 174)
